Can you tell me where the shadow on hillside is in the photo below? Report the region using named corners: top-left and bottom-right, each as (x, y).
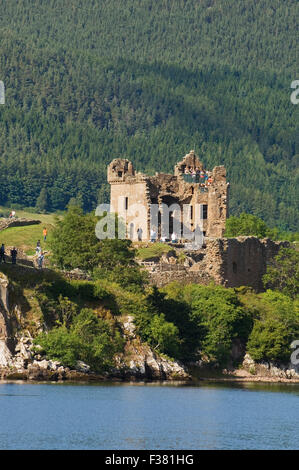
top-left (0, 260), bottom-right (68, 322)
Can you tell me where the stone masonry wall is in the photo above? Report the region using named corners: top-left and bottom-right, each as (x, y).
top-left (140, 237), bottom-right (289, 290)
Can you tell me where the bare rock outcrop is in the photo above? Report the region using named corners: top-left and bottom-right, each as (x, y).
top-left (242, 353), bottom-right (299, 380)
top-left (114, 316), bottom-right (190, 381)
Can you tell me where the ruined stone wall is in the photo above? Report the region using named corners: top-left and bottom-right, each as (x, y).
top-left (207, 166), bottom-right (228, 237)
top-left (140, 261), bottom-right (212, 287)
top-left (221, 237), bottom-right (289, 290)
top-left (140, 237), bottom-right (289, 291)
top-left (0, 218), bottom-right (41, 232)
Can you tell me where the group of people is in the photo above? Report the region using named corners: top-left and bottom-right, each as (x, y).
top-left (0, 244), bottom-right (18, 264)
top-left (184, 166), bottom-right (213, 186)
top-left (0, 227), bottom-right (47, 268)
top-left (150, 230), bottom-right (179, 244)
top-left (35, 228), bottom-right (47, 268)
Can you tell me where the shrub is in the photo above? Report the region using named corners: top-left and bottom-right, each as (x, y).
top-left (35, 308), bottom-right (124, 371)
top-left (246, 290), bottom-right (299, 363)
top-left (263, 247), bottom-right (299, 299)
top-left (182, 284), bottom-right (253, 366)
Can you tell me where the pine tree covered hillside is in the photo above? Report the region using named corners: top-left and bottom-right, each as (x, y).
top-left (0, 0), bottom-right (298, 230)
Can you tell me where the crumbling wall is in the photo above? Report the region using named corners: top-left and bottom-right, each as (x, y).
top-left (140, 237), bottom-right (289, 290)
top-left (222, 237), bottom-right (289, 290)
top-left (140, 261), bottom-right (212, 287)
top-left (207, 166), bottom-right (228, 238)
top-left (0, 218), bottom-right (41, 232)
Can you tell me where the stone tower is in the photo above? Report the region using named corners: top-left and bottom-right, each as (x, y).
top-left (108, 150), bottom-right (229, 241)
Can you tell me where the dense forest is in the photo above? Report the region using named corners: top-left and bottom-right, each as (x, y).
top-left (0, 0), bottom-right (298, 230)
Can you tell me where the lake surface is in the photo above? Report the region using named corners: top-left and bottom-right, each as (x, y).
top-left (0, 381), bottom-right (298, 450)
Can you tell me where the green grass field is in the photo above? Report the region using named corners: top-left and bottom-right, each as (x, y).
top-left (136, 242), bottom-right (175, 261)
top-left (0, 207), bottom-right (59, 255)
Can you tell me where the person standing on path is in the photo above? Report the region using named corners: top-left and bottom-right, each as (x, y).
top-left (0, 244), bottom-right (5, 263)
top-left (43, 227), bottom-right (47, 241)
top-left (37, 251), bottom-right (44, 269)
top-left (10, 247), bottom-right (17, 265)
top-left (36, 240), bottom-right (41, 255)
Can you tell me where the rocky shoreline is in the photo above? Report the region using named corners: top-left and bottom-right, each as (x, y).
top-left (1, 270), bottom-right (298, 385)
top-left (1, 333), bottom-right (299, 385)
top-left (0, 324), bottom-right (191, 383)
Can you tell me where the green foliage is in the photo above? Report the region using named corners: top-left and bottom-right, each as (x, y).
top-left (35, 187), bottom-right (49, 213)
top-left (225, 213), bottom-right (278, 239)
top-left (49, 205), bottom-right (101, 271)
top-left (143, 314), bottom-right (180, 359)
top-left (0, 1), bottom-right (298, 230)
top-left (93, 264), bottom-right (147, 292)
top-left (36, 308), bottom-right (124, 371)
top-left (49, 206), bottom-right (146, 290)
top-left (57, 295), bottom-right (78, 328)
top-left (150, 284), bottom-right (201, 361)
top-left (246, 291), bottom-right (299, 363)
top-left (35, 325), bottom-right (80, 367)
top-left (263, 247), bottom-right (299, 299)
top-left (182, 284), bottom-right (253, 365)
top-left (137, 244), bottom-right (174, 261)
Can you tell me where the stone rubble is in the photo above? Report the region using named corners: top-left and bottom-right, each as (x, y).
top-left (242, 353), bottom-right (299, 380)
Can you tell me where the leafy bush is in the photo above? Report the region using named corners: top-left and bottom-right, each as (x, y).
top-left (246, 291), bottom-right (299, 363)
top-left (145, 314), bottom-right (180, 359)
top-left (35, 308), bottom-right (124, 371)
top-left (93, 281), bottom-right (113, 300)
top-left (49, 206), bottom-right (102, 271)
top-left (94, 264), bottom-right (147, 292)
top-left (182, 284), bottom-right (253, 366)
top-left (263, 247), bottom-right (299, 299)
top-left (50, 206), bottom-right (147, 290)
top-left (224, 213), bottom-right (278, 239)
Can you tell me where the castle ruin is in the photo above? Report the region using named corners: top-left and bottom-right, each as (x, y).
top-left (107, 150), bottom-right (289, 291)
top-left (108, 150), bottom-right (229, 241)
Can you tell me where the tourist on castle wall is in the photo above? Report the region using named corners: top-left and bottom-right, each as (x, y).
top-left (171, 232), bottom-right (178, 243)
top-left (150, 229), bottom-right (157, 242)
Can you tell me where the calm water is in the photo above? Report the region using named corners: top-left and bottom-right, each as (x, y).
top-left (0, 381), bottom-right (298, 450)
